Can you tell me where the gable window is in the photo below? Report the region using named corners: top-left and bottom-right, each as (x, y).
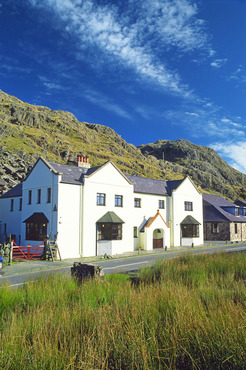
top-left (97, 223), bottom-right (122, 240)
top-left (97, 193), bottom-right (106, 206)
top-left (235, 223), bottom-right (238, 234)
top-left (115, 195), bottom-right (123, 207)
top-left (159, 200), bottom-right (165, 209)
top-left (181, 224), bottom-right (199, 238)
top-left (19, 198), bottom-right (22, 211)
top-left (184, 201), bottom-right (193, 211)
top-left (212, 223), bottom-right (219, 234)
top-left (134, 198), bottom-right (141, 208)
top-left (133, 226), bottom-right (138, 238)
top-left (47, 188), bottom-right (51, 203)
top-left (37, 189), bottom-right (41, 204)
top-left (28, 190), bottom-right (32, 205)
top-left (10, 199), bottom-right (14, 212)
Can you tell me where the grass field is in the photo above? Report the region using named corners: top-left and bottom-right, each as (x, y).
top-left (0, 252), bottom-right (245, 369)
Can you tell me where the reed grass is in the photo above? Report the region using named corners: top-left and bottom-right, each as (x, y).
top-left (0, 252), bottom-right (245, 369)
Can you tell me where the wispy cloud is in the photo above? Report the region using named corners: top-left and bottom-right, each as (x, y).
top-left (164, 102), bottom-right (246, 140)
top-left (210, 58), bottom-right (227, 68)
top-left (211, 141), bottom-right (246, 174)
top-left (27, 0), bottom-right (212, 97)
top-left (83, 88), bottom-right (132, 120)
top-left (227, 65), bottom-right (246, 85)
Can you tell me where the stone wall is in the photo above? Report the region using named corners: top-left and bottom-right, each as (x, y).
top-left (204, 221), bottom-right (246, 242)
top-left (230, 222), bottom-right (246, 242)
top-left (204, 222), bottom-right (230, 241)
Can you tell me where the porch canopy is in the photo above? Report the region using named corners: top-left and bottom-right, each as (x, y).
top-left (181, 215), bottom-right (200, 225)
top-left (23, 212), bottom-right (49, 224)
top-left (97, 211), bottom-right (124, 224)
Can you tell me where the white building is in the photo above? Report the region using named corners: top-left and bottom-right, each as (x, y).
top-left (0, 157), bottom-right (204, 258)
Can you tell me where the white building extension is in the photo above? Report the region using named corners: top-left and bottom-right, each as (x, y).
top-left (0, 157), bottom-right (204, 259)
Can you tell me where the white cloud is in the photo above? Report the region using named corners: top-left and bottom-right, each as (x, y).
top-left (227, 65), bottom-right (246, 84)
top-left (210, 58), bottom-right (227, 68)
top-left (27, 0), bottom-right (212, 97)
top-left (211, 142), bottom-right (246, 174)
top-left (83, 88), bottom-right (132, 120)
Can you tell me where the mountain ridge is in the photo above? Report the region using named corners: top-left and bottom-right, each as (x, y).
top-left (0, 89), bottom-right (245, 201)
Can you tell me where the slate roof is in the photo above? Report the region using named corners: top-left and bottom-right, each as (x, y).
top-left (126, 175), bottom-right (169, 195)
top-left (49, 162), bottom-right (92, 185)
top-left (125, 175), bottom-right (183, 196)
top-left (203, 193), bottom-right (246, 222)
top-left (0, 158), bottom-right (185, 198)
top-left (0, 183), bottom-right (23, 198)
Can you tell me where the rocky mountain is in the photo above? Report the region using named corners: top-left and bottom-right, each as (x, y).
top-left (138, 140), bottom-right (246, 200)
top-left (0, 89), bottom-right (245, 201)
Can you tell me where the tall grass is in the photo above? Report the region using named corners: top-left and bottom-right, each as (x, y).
top-left (0, 252), bottom-right (245, 369)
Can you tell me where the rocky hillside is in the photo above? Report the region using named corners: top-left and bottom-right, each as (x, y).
top-left (0, 89), bottom-right (245, 200)
top-left (138, 140), bottom-right (246, 200)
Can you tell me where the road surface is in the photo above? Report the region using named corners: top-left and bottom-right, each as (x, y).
top-left (1, 244), bottom-right (246, 288)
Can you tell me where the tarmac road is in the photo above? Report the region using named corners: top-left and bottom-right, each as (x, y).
top-left (1, 243), bottom-right (246, 288)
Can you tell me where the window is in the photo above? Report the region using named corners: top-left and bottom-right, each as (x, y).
top-left (184, 201), bottom-right (193, 211)
top-left (10, 199), bottom-right (14, 212)
top-left (97, 223), bottom-right (122, 240)
top-left (242, 208), bottom-right (246, 216)
top-left (26, 222), bottom-right (47, 241)
top-left (115, 195), bottom-right (123, 207)
top-left (159, 200), bottom-right (165, 209)
top-left (212, 223), bottom-right (219, 234)
top-left (235, 208), bottom-right (239, 216)
top-left (133, 226), bottom-right (138, 238)
top-left (37, 189), bottom-right (41, 204)
top-left (235, 223), bottom-right (238, 234)
top-left (134, 198), bottom-right (141, 208)
top-left (28, 190), bottom-right (32, 205)
top-left (181, 224), bottom-right (199, 238)
top-left (47, 188), bottom-right (51, 203)
top-left (19, 198), bottom-right (22, 211)
top-left (97, 193), bottom-right (106, 206)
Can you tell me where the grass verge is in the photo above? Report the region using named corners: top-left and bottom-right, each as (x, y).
top-left (0, 252), bottom-right (245, 369)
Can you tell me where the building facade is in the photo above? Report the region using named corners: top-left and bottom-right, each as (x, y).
top-left (0, 157), bottom-right (204, 258)
top-left (203, 193), bottom-right (246, 242)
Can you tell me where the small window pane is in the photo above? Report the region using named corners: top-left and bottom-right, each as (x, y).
top-left (184, 201), bottom-right (193, 211)
top-left (28, 190), bottom-right (32, 205)
top-left (134, 198), bottom-right (141, 208)
top-left (159, 200), bottom-right (165, 209)
top-left (97, 193), bottom-right (106, 206)
top-left (47, 188), bottom-right (51, 203)
top-left (115, 195), bottom-right (123, 207)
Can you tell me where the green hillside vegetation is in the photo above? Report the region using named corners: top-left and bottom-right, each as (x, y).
top-left (0, 253), bottom-right (245, 369)
top-left (0, 89), bottom-right (246, 200)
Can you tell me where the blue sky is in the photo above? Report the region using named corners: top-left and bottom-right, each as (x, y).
top-left (0, 0), bottom-right (246, 172)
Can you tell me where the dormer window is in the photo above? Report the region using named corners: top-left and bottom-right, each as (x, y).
top-left (235, 207), bottom-right (239, 216)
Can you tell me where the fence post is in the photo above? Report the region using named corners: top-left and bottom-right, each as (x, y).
top-left (28, 245), bottom-right (30, 260)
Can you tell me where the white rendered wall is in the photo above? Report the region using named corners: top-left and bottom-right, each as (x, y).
top-left (130, 192), bottom-right (169, 250)
top-left (57, 183), bottom-right (82, 259)
top-left (0, 196), bottom-right (22, 244)
top-left (21, 159), bottom-right (59, 246)
top-left (82, 163), bottom-right (134, 257)
top-left (172, 178), bottom-right (204, 247)
top-left (144, 214), bottom-right (170, 251)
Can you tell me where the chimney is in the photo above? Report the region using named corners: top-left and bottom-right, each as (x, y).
top-left (77, 154), bottom-right (91, 168)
